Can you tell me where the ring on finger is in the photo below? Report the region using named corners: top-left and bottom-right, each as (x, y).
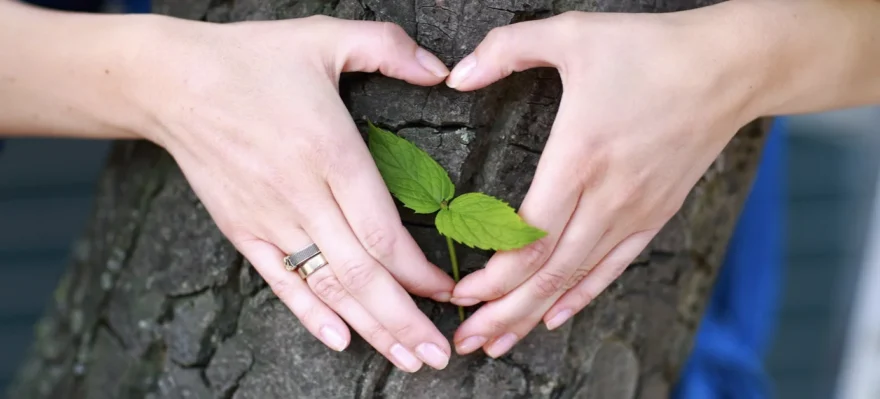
top-left (297, 253), bottom-right (328, 279)
top-left (284, 243), bottom-right (329, 279)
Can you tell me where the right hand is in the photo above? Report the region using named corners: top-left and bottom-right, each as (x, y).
top-left (132, 15), bottom-right (456, 372)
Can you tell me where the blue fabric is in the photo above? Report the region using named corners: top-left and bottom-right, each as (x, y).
top-left (674, 117), bottom-right (787, 399)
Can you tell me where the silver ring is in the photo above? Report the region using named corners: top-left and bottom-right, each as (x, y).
top-left (284, 243), bottom-right (321, 271)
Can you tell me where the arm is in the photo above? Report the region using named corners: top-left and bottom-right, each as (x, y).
top-left (442, 0), bottom-right (880, 357)
top-left (682, 0), bottom-right (880, 119)
top-left (0, 0), bottom-right (158, 139)
top-left (0, 0), bottom-right (459, 372)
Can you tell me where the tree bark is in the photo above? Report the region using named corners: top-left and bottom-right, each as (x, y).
top-left (10, 1), bottom-right (767, 398)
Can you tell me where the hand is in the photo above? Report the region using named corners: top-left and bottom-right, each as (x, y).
top-left (135, 16), bottom-right (456, 372)
top-left (444, 11), bottom-right (757, 357)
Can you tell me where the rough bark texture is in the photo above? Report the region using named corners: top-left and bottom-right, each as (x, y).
top-left (10, 1), bottom-right (767, 398)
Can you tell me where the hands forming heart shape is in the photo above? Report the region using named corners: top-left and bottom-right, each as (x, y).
top-left (138, 11), bottom-right (773, 372)
top-left (143, 11), bottom-right (751, 373)
top-left (10, 0), bottom-right (876, 374)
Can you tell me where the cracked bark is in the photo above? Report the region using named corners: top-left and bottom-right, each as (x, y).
top-left (9, 0), bottom-right (767, 398)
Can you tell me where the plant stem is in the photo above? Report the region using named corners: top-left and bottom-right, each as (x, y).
top-left (445, 235), bottom-right (465, 322)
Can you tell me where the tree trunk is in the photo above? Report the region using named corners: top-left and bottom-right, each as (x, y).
top-left (10, 1), bottom-right (767, 398)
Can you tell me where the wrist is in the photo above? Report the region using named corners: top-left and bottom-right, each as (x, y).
top-left (0, 4), bottom-right (170, 140)
top-left (658, 2), bottom-right (778, 127)
top-left (673, 0), bottom-right (875, 120)
top-left (104, 14), bottom-right (183, 147)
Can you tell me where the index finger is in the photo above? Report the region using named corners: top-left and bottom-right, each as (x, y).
top-left (298, 185), bottom-right (452, 370)
top-left (450, 99), bottom-right (589, 305)
top-left (324, 119), bottom-right (456, 301)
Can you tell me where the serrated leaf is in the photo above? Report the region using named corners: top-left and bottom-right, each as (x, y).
top-left (367, 122), bottom-right (455, 214)
top-left (436, 192), bottom-right (547, 251)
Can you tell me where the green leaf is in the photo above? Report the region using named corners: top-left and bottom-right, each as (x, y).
top-left (367, 122), bottom-right (455, 214)
top-left (436, 192), bottom-right (547, 251)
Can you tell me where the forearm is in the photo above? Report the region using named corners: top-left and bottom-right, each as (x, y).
top-left (683, 0), bottom-right (880, 119)
top-left (0, 0), bottom-right (160, 139)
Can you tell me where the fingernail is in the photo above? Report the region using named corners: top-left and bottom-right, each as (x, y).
top-left (432, 292), bottom-right (452, 302)
top-left (545, 309), bottom-right (573, 331)
top-left (390, 343), bottom-right (423, 372)
top-left (485, 333), bottom-right (518, 358)
top-left (320, 326), bottom-right (348, 351)
top-left (451, 297), bottom-right (480, 306)
top-left (456, 336), bottom-right (488, 354)
top-left (447, 53), bottom-right (477, 89)
top-left (415, 47), bottom-right (449, 78)
top-left (416, 343), bottom-right (450, 370)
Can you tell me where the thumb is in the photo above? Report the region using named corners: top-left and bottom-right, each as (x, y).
top-left (446, 18), bottom-right (567, 91)
top-left (335, 20), bottom-right (449, 86)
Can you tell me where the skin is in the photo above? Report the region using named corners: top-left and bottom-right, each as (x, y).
top-left (446, 0), bottom-right (880, 357)
top-left (0, 0), bottom-right (456, 372)
top-left (2, 0), bottom-right (879, 370)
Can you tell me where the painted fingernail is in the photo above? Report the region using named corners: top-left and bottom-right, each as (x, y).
top-left (320, 326), bottom-right (348, 351)
top-left (416, 47), bottom-right (449, 78)
top-left (451, 297), bottom-right (480, 306)
top-left (485, 333), bottom-right (518, 358)
top-left (432, 292), bottom-right (452, 302)
top-left (545, 309), bottom-right (573, 331)
top-left (390, 343), bottom-right (423, 372)
top-left (447, 53), bottom-right (477, 89)
top-left (416, 343), bottom-right (450, 370)
top-left (456, 336), bottom-right (488, 354)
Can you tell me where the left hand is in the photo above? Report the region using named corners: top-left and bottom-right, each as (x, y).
top-left (444, 11), bottom-right (761, 357)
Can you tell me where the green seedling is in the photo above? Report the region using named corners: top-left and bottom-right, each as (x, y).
top-left (367, 121), bottom-right (546, 321)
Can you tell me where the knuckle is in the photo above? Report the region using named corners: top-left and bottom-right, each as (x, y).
top-left (296, 133), bottom-right (343, 176)
top-left (338, 258), bottom-right (378, 293)
top-left (573, 288), bottom-right (596, 309)
top-left (566, 266), bottom-right (592, 290)
top-left (392, 323), bottom-right (416, 341)
top-left (486, 317), bottom-right (510, 333)
top-left (518, 237), bottom-right (551, 270)
top-left (659, 202), bottom-right (684, 222)
top-left (366, 322), bottom-right (388, 344)
top-left (269, 277), bottom-right (297, 300)
top-left (487, 283), bottom-right (509, 300)
top-left (484, 26), bottom-right (511, 48)
top-left (574, 151), bottom-right (610, 193)
top-left (533, 269), bottom-right (568, 299)
top-left (604, 179), bottom-right (641, 214)
top-left (310, 273), bottom-right (347, 304)
top-left (379, 21), bottom-right (408, 41)
top-left (360, 225), bottom-right (397, 263)
top-left (297, 304), bottom-right (321, 327)
top-left (609, 259), bottom-right (630, 278)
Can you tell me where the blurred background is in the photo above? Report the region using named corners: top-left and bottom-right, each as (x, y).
top-left (2, 2), bottom-right (880, 396)
top-left (1, 109), bottom-right (879, 398)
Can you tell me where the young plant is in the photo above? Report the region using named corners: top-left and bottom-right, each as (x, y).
top-left (367, 122), bottom-right (546, 320)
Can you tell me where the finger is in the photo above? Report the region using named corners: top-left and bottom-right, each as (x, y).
top-left (325, 121), bottom-right (455, 301)
top-left (451, 101), bottom-right (589, 305)
top-left (236, 236), bottom-right (351, 352)
top-left (446, 17), bottom-right (569, 90)
top-left (452, 281), bottom-right (559, 357)
top-left (544, 229), bottom-right (658, 330)
top-left (506, 194), bottom-right (622, 304)
top-left (456, 228), bottom-right (652, 358)
top-left (335, 20), bottom-right (449, 84)
top-left (299, 191), bottom-right (452, 370)
top-left (304, 262), bottom-right (426, 373)
top-left (452, 198), bottom-right (615, 357)
top-left (266, 225), bottom-right (427, 372)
